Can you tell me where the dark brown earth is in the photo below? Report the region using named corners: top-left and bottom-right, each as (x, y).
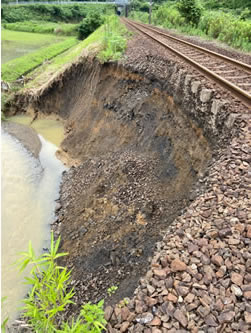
top-left (8, 23), bottom-right (251, 332)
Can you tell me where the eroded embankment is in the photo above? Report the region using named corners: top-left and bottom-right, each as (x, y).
top-left (6, 40), bottom-right (240, 323)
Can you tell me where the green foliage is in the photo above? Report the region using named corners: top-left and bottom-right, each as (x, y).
top-left (2, 37), bottom-right (78, 82)
top-left (198, 11), bottom-right (251, 50)
top-left (4, 21), bottom-right (78, 36)
top-left (1, 297), bottom-right (8, 332)
top-left (2, 4), bottom-right (115, 24)
top-left (177, 0), bottom-right (203, 26)
top-left (98, 16), bottom-right (129, 63)
top-left (16, 232), bottom-right (107, 332)
top-left (78, 12), bottom-right (104, 40)
top-left (152, 4), bottom-right (185, 27)
top-left (132, 2), bottom-right (251, 51)
top-left (107, 285), bottom-right (118, 296)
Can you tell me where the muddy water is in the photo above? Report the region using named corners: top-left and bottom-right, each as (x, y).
top-left (9, 116), bottom-right (64, 147)
top-left (1, 124), bottom-right (66, 322)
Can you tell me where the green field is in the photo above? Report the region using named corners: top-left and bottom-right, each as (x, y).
top-left (2, 34), bottom-right (78, 82)
top-left (2, 30), bottom-right (67, 63)
top-left (3, 21), bottom-right (78, 37)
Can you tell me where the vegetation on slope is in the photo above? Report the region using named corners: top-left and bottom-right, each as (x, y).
top-left (130, 0), bottom-right (251, 51)
top-left (2, 3), bottom-right (115, 23)
top-left (1, 233), bottom-right (107, 332)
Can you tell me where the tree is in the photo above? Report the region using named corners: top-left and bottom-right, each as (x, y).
top-left (177, 0), bottom-right (202, 26)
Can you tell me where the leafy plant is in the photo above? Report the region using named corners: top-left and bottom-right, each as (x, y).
top-left (98, 16), bottom-right (129, 63)
top-left (16, 232), bottom-right (107, 332)
top-left (107, 285), bottom-right (118, 296)
top-left (78, 12), bottom-right (104, 40)
top-left (177, 0), bottom-right (203, 26)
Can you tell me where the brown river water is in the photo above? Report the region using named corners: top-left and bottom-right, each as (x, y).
top-left (1, 116), bottom-right (66, 323)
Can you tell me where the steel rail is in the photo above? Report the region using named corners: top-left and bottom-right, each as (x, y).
top-left (123, 18), bottom-right (251, 107)
top-left (126, 19), bottom-right (251, 75)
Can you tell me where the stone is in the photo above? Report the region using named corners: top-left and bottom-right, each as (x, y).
top-left (205, 314), bottom-right (218, 327)
top-left (243, 290), bottom-right (251, 300)
top-left (105, 306), bottom-right (114, 321)
top-left (176, 286), bottom-right (190, 296)
top-left (145, 297), bottom-right (157, 307)
top-left (153, 269), bottom-right (167, 279)
top-left (147, 285), bottom-right (155, 295)
top-left (174, 309), bottom-right (188, 328)
top-left (244, 311), bottom-right (251, 324)
top-left (150, 317), bottom-right (161, 326)
top-left (218, 311), bottom-right (235, 323)
top-left (151, 329), bottom-right (162, 333)
top-left (231, 272), bottom-right (243, 286)
top-left (231, 285), bottom-right (243, 297)
top-left (120, 321), bottom-right (130, 332)
top-left (247, 226), bottom-right (251, 239)
top-left (171, 258), bottom-right (187, 272)
top-left (191, 81), bottom-right (201, 94)
top-left (184, 293), bottom-right (195, 303)
top-left (121, 307), bottom-right (131, 321)
top-left (197, 305), bottom-right (210, 318)
top-left (211, 255), bottom-right (223, 267)
top-left (165, 293), bottom-right (177, 303)
top-left (136, 313), bottom-right (154, 324)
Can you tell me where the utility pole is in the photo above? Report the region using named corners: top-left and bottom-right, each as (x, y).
top-left (149, 0), bottom-right (152, 24)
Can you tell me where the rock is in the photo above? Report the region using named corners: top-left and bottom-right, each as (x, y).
top-left (243, 290), bottom-right (251, 300)
top-left (171, 258), bottom-right (187, 272)
top-left (120, 321), bottom-right (130, 332)
top-left (176, 286), bottom-right (190, 296)
top-left (247, 226), bottom-right (251, 239)
top-left (231, 285), bottom-right (243, 297)
top-left (145, 296), bottom-right (157, 307)
top-left (150, 317), bottom-right (161, 326)
top-left (211, 255), bottom-right (223, 267)
top-left (244, 311), bottom-right (251, 324)
top-left (121, 307), bottom-right (131, 321)
top-left (184, 293), bottom-right (195, 303)
top-left (218, 311), bottom-right (235, 323)
top-left (165, 293), bottom-right (177, 303)
top-left (136, 312), bottom-right (154, 325)
top-left (205, 314), bottom-right (218, 327)
top-left (153, 269), bottom-right (167, 279)
top-left (197, 305), bottom-right (210, 318)
top-left (105, 306), bottom-right (114, 321)
top-left (147, 284), bottom-right (155, 295)
top-left (231, 272), bottom-right (243, 286)
top-left (151, 329), bottom-right (162, 333)
top-left (173, 309), bottom-right (188, 328)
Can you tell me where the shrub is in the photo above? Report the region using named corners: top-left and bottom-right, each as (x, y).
top-left (78, 12), bottom-right (104, 40)
top-left (177, 0), bottom-right (202, 26)
top-left (16, 232), bottom-right (107, 332)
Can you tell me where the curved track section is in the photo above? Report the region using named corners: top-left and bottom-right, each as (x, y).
top-left (123, 18), bottom-right (251, 107)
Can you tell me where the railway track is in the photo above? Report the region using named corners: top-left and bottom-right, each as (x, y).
top-left (122, 18), bottom-right (251, 107)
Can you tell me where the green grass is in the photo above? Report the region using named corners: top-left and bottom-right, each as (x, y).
top-left (2, 29), bottom-right (67, 63)
top-left (2, 29), bottom-right (66, 45)
top-left (25, 16), bottom-right (130, 89)
top-left (2, 37), bottom-right (78, 82)
top-left (3, 21), bottom-right (78, 36)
